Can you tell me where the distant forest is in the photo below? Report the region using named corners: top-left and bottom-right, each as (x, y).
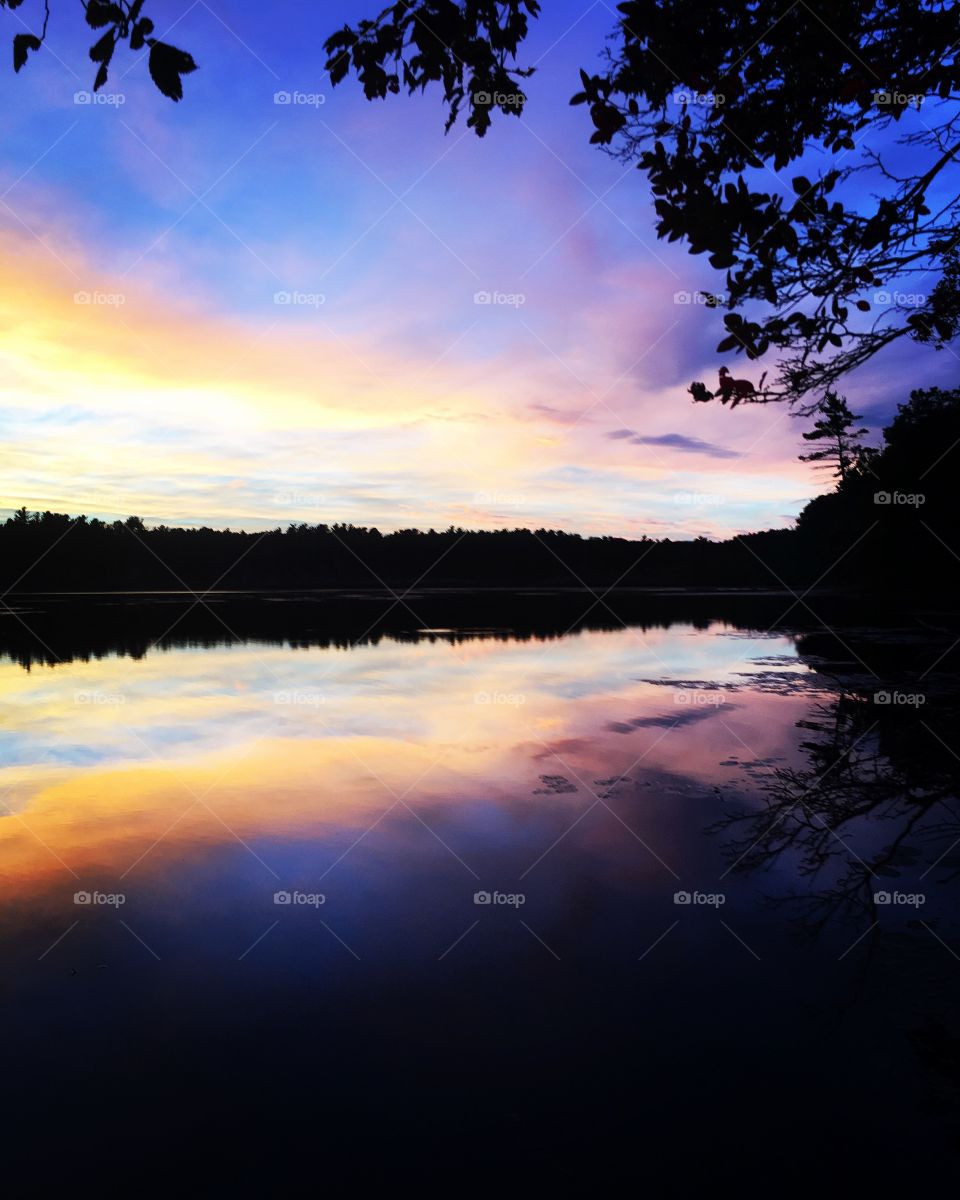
top-left (2, 387), bottom-right (956, 594)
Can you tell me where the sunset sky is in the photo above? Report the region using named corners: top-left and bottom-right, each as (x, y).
top-left (1, 0), bottom-right (953, 537)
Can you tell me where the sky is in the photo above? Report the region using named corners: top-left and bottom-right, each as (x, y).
top-left (0, 0), bottom-right (955, 538)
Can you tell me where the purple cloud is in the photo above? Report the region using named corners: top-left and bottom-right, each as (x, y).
top-left (529, 402), bottom-right (586, 425)
top-left (606, 429), bottom-right (742, 459)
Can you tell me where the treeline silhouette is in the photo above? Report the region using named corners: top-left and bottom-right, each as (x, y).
top-left (2, 386), bottom-right (956, 595)
top-left (0, 588), bottom-right (892, 672)
top-left (797, 385), bottom-right (960, 589)
top-left (0, 511), bottom-right (803, 592)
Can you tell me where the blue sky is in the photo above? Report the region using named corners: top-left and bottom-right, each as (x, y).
top-left (0, 0), bottom-right (954, 535)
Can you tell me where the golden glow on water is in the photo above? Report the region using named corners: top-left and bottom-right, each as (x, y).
top-left (0, 625), bottom-right (817, 895)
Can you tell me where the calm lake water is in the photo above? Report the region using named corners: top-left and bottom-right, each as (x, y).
top-left (2, 593), bottom-right (958, 1188)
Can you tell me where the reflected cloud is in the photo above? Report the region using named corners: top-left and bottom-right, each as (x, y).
top-left (0, 624), bottom-right (808, 896)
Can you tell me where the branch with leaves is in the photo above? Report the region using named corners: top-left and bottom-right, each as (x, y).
top-left (7, 1), bottom-right (960, 409)
top-left (323, 1), bottom-right (540, 136)
top-left (3, 0), bottom-right (197, 98)
top-left (320, 0), bottom-right (960, 409)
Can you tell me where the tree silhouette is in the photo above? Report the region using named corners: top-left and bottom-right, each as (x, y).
top-left (0, 512), bottom-right (808, 593)
top-left (798, 392), bottom-right (869, 483)
top-left (319, 2), bottom-right (960, 409)
top-left (793, 383), bottom-right (960, 590)
top-left (712, 622), bottom-right (960, 956)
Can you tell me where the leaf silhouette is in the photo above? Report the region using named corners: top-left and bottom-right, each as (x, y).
top-left (85, 2), bottom-right (124, 29)
top-left (12, 33), bottom-right (41, 73)
top-left (89, 31), bottom-right (115, 65)
top-left (130, 19), bottom-right (154, 52)
top-left (148, 42), bottom-right (198, 102)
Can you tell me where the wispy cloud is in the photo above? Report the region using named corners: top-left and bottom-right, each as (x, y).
top-left (606, 430), bottom-right (742, 459)
top-left (0, 3), bottom-right (847, 538)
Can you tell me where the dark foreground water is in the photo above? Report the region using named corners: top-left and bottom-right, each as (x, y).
top-left (2, 591), bottom-right (958, 1189)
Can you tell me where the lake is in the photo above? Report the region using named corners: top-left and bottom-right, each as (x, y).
top-left (2, 591), bottom-right (958, 1188)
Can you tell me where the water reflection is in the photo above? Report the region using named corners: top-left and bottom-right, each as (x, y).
top-left (0, 622), bottom-right (817, 893)
top-left (1, 600), bottom-right (958, 1183)
top-left (715, 627), bottom-right (960, 934)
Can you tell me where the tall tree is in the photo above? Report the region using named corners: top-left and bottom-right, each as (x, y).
top-left (799, 393), bottom-right (869, 482)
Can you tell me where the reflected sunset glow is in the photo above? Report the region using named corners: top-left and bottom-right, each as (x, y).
top-left (0, 624), bottom-right (815, 894)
